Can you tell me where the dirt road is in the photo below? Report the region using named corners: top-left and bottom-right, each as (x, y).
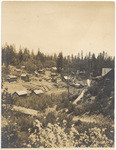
top-left (11, 105), bottom-right (40, 116)
top-left (73, 88), bottom-right (87, 104)
top-left (10, 104), bottom-right (107, 124)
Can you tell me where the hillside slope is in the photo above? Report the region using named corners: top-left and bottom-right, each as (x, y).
top-left (74, 72), bottom-right (114, 120)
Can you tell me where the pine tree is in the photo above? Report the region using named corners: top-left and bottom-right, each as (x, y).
top-left (57, 52), bottom-right (63, 73)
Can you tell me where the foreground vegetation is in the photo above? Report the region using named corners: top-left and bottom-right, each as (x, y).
top-left (2, 43), bottom-right (114, 148)
top-left (2, 80), bottom-right (114, 148)
top-left (2, 102), bottom-right (114, 148)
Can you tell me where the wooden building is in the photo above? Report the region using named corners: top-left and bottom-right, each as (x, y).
top-left (102, 68), bottom-right (112, 76)
top-left (51, 67), bottom-right (57, 72)
top-left (21, 74), bottom-right (29, 82)
top-left (31, 89), bottom-right (44, 96)
top-left (6, 75), bottom-right (17, 82)
top-left (12, 90), bottom-right (28, 99)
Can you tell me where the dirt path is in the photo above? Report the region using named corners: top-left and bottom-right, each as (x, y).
top-left (8, 104), bottom-right (112, 125)
top-left (11, 105), bottom-right (100, 124)
top-left (73, 114), bottom-right (113, 125)
top-left (11, 105), bottom-right (40, 116)
top-left (73, 88), bottom-right (87, 104)
top-left (73, 115), bottom-right (97, 123)
top-left (12, 105), bottom-right (100, 124)
top-left (11, 105), bottom-right (89, 123)
top-left (11, 105), bottom-right (57, 117)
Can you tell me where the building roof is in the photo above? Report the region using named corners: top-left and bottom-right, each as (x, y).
top-left (15, 69), bottom-right (21, 72)
top-left (13, 91), bottom-right (27, 96)
top-left (8, 75), bottom-right (17, 79)
top-left (103, 69), bottom-right (114, 80)
top-left (21, 74), bottom-right (27, 77)
top-left (38, 69), bottom-right (43, 72)
top-left (51, 73), bottom-right (57, 76)
top-left (64, 76), bottom-right (71, 80)
top-left (75, 83), bottom-right (81, 86)
top-left (52, 67), bottom-right (57, 70)
top-left (34, 71), bottom-right (38, 74)
top-left (21, 66), bottom-right (25, 69)
top-left (102, 68), bottom-right (112, 76)
top-left (79, 70), bottom-right (86, 74)
top-left (33, 89), bottom-right (44, 95)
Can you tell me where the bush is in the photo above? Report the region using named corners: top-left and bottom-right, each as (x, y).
top-left (16, 115), bottom-right (34, 132)
top-left (23, 61), bottom-right (37, 74)
top-left (67, 103), bottom-right (75, 114)
top-left (88, 85), bottom-right (99, 96)
top-left (73, 107), bottom-right (83, 116)
top-left (75, 120), bottom-right (82, 126)
top-left (46, 112), bottom-right (56, 125)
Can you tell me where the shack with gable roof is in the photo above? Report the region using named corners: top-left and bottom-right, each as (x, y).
top-left (21, 74), bottom-right (29, 82)
top-left (12, 90), bottom-right (28, 99)
top-left (6, 75), bottom-right (17, 82)
top-left (31, 89), bottom-right (44, 96)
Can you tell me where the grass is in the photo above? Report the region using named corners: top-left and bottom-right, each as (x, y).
top-left (13, 91), bottom-right (68, 112)
top-left (1, 73), bottom-right (114, 148)
top-left (2, 100), bottom-right (114, 148)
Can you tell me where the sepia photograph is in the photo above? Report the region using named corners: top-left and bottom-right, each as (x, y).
top-left (1, 1), bottom-right (115, 148)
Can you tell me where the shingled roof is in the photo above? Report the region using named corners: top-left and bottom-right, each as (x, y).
top-left (13, 91), bottom-right (27, 96)
top-left (33, 89), bottom-right (44, 95)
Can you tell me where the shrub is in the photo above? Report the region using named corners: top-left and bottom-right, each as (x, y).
top-left (67, 103), bottom-right (75, 114)
top-left (16, 115), bottom-right (34, 132)
top-left (75, 120), bottom-right (82, 126)
top-left (88, 85), bottom-right (99, 96)
top-left (46, 112), bottom-right (56, 125)
top-left (73, 108), bottom-right (83, 116)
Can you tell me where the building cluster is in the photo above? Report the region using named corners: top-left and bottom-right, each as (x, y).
top-left (4, 66), bottom-right (114, 100)
top-left (6, 66), bottom-right (58, 83)
top-left (12, 89), bottom-right (44, 99)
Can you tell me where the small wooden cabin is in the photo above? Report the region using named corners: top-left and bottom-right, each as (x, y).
top-left (31, 89), bottom-right (44, 96)
top-left (34, 71), bottom-right (38, 77)
top-left (21, 74), bottom-right (29, 82)
top-left (63, 76), bottom-right (71, 82)
top-left (38, 69), bottom-right (45, 74)
top-left (15, 69), bottom-right (21, 73)
top-left (6, 75), bottom-right (17, 82)
top-left (51, 67), bottom-right (57, 72)
top-left (102, 68), bottom-right (112, 76)
top-left (51, 73), bottom-right (57, 77)
top-left (21, 66), bottom-right (25, 69)
top-left (12, 90), bottom-right (28, 99)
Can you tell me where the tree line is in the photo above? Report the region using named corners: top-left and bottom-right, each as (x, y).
top-left (2, 43), bottom-right (114, 77)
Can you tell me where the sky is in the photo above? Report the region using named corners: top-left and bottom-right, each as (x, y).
top-left (2, 1), bottom-right (115, 56)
